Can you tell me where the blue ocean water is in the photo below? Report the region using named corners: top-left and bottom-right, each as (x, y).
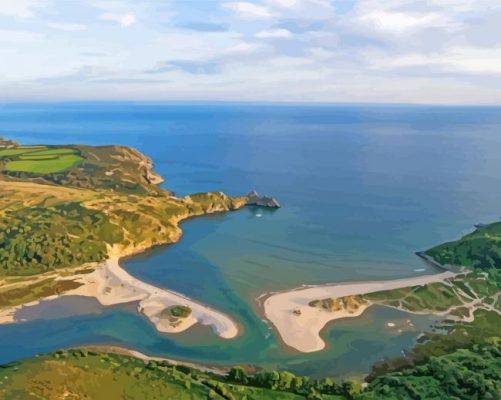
top-left (1, 103), bottom-right (500, 377)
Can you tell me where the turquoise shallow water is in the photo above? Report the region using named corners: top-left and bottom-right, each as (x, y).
top-left (1, 103), bottom-right (501, 377)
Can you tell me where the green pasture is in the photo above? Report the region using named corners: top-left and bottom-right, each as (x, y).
top-left (0, 146), bottom-right (83, 174)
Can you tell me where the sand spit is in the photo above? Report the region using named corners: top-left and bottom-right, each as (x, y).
top-left (3, 256), bottom-right (239, 340)
top-left (262, 271), bottom-right (456, 353)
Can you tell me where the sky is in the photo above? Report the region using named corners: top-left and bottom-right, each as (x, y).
top-left (1, 0), bottom-right (501, 104)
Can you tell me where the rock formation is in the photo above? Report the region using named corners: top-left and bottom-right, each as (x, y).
top-left (246, 190), bottom-right (281, 208)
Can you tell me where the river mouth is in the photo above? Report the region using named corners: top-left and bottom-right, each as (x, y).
top-left (2, 103), bottom-right (501, 378)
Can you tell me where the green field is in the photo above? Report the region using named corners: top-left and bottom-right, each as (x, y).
top-left (5, 154), bottom-right (83, 174)
top-left (1, 146), bottom-right (83, 174)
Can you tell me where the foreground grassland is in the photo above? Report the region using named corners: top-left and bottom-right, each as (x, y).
top-left (2, 338), bottom-right (499, 400)
top-left (0, 350), bottom-right (348, 400)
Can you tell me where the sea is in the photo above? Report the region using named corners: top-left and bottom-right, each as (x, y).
top-left (1, 102), bottom-right (500, 378)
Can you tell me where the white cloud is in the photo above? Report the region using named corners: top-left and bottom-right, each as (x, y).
top-left (0, 0), bottom-right (42, 18)
top-left (369, 46), bottom-right (501, 75)
top-left (266, 0), bottom-right (299, 8)
top-left (358, 11), bottom-right (453, 33)
top-left (100, 12), bottom-right (137, 27)
top-left (307, 47), bottom-right (335, 59)
top-left (1, 0), bottom-right (501, 104)
top-left (255, 28), bottom-right (293, 38)
top-left (270, 56), bottom-right (313, 66)
top-left (48, 22), bottom-right (88, 31)
top-left (223, 2), bottom-right (274, 19)
top-left (226, 42), bottom-right (266, 54)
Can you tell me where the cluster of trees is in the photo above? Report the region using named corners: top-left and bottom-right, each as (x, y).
top-left (228, 367), bottom-right (361, 399)
top-left (0, 202), bottom-right (123, 276)
top-left (359, 340), bottom-right (500, 399)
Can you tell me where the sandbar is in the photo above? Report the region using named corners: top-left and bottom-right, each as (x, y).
top-left (262, 271), bottom-right (456, 353)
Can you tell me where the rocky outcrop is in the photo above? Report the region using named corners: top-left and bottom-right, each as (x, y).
top-left (246, 190), bottom-right (281, 208)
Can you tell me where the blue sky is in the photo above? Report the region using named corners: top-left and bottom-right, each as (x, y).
top-left (1, 0), bottom-right (500, 104)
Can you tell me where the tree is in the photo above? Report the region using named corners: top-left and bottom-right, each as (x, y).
top-left (228, 367), bottom-right (248, 384)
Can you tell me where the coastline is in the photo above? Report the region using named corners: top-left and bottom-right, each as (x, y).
top-left (261, 270), bottom-right (456, 353)
top-left (82, 345), bottom-right (230, 375)
top-left (0, 189), bottom-right (261, 337)
top-left (2, 251), bottom-right (240, 340)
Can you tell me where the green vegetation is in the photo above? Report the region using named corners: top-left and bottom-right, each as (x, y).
top-left (0, 350), bottom-right (349, 400)
top-left (0, 277), bottom-right (83, 308)
top-left (0, 202), bottom-right (123, 276)
top-left (159, 305), bottom-right (193, 327)
top-left (169, 305), bottom-right (192, 318)
top-left (1, 146), bottom-right (83, 174)
top-left (306, 220), bottom-right (501, 399)
top-left (359, 340), bottom-right (500, 400)
top-left (5, 154), bottom-right (83, 174)
top-left (0, 142), bottom-right (168, 195)
top-left (0, 189), bottom-right (243, 277)
top-left (1, 137), bottom-right (499, 399)
top-left (357, 221), bottom-right (501, 399)
top-left (309, 296), bottom-right (367, 313)
top-left (364, 281), bottom-right (464, 312)
top-left (0, 146), bottom-right (47, 156)
top-left (0, 139), bottom-right (247, 278)
top-left (425, 221), bottom-right (501, 270)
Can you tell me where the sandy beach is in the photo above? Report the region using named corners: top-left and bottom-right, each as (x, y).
top-left (2, 251), bottom-right (239, 340)
top-left (262, 271), bottom-right (456, 353)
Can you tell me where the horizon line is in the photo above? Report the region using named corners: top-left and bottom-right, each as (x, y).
top-left (1, 100), bottom-right (501, 108)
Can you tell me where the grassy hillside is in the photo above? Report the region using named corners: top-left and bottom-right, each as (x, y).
top-left (0, 137), bottom-right (250, 276)
top-left (0, 140), bottom-right (165, 195)
top-left (2, 338), bottom-right (499, 400)
top-left (0, 349), bottom-right (347, 400)
top-left (425, 221), bottom-right (501, 270)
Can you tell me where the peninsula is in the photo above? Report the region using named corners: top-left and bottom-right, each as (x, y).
top-left (0, 138), bottom-right (276, 338)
